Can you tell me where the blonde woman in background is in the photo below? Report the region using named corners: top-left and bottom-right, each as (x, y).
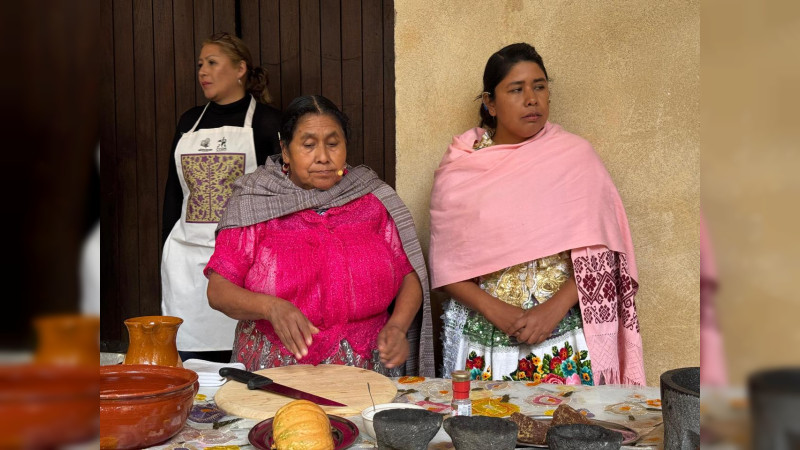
top-left (161, 32), bottom-right (281, 363)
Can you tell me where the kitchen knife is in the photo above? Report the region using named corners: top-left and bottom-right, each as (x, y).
top-left (219, 367), bottom-right (347, 407)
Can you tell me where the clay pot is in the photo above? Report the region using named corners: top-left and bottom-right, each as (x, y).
top-left (0, 364), bottom-right (98, 448)
top-left (100, 364), bottom-right (198, 449)
top-left (123, 315), bottom-right (183, 367)
top-left (34, 314), bottom-right (100, 366)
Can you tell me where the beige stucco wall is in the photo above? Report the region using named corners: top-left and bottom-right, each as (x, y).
top-left (702, 0), bottom-right (800, 385)
top-left (394, 0), bottom-right (700, 386)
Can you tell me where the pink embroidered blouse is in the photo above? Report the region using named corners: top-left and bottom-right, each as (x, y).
top-left (204, 193), bottom-right (414, 364)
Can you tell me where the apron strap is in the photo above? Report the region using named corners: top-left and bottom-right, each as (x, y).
top-left (188, 103), bottom-right (211, 133)
top-left (243, 95), bottom-right (256, 128)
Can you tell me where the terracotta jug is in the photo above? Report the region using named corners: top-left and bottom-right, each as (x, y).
top-left (123, 316), bottom-right (183, 367)
top-left (34, 314), bottom-right (100, 367)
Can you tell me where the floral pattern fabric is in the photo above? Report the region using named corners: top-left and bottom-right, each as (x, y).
top-left (182, 153), bottom-right (245, 223)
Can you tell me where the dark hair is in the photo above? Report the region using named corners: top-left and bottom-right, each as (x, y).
top-left (203, 32), bottom-right (273, 105)
top-left (279, 95), bottom-right (351, 147)
top-left (478, 43), bottom-right (550, 129)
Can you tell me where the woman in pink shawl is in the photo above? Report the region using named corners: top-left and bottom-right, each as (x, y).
top-left (430, 43), bottom-right (645, 385)
top-left (204, 95), bottom-right (434, 376)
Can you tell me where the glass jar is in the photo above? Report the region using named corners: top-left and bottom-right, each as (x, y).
top-left (450, 370), bottom-right (472, 416)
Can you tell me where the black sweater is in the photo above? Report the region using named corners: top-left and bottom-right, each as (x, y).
top-left (162, 95), bottom-right (282, 244)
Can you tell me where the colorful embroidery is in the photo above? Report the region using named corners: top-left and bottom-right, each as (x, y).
top-left (461, 254), bottom-right (583, 348)
top-left (573, 250), bottom-right (640, 332)
top-left (182, 153), bottom-right (246, 223)
top-left (466, 351), bottom-right (486, 380)
top-left (501, 342), bottom-right (593, 385)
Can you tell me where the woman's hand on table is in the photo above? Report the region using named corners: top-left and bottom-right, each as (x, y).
top-left (377, 324), bottom-right (409, 368)
top-left (265, 298), bottom-right (320, 360)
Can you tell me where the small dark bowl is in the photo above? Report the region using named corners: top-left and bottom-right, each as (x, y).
top-left (444, 415), bottom-right (518, 450)
top-left (546, 423), bottom-right (623, 450)
top-left (373, 408), bottom-right (443, 450)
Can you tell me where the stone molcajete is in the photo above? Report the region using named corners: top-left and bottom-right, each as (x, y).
top-left (748, 367), bottom-right (800, 450)
top-left (373, 408), bottom-right (443, 450)
top-left (444, 415), bottom-right (519, 450)
top-left (660, 366), bottom-right (700, 450)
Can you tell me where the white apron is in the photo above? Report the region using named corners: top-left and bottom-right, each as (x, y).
top-left (161, 96), bottom-right (258, 351)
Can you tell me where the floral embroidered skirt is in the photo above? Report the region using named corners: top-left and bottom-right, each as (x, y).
top-left (442, 300), bottom-right (594, 385)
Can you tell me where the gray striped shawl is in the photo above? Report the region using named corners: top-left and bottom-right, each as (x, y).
top-left (217, 154), bottom-right (434, 376)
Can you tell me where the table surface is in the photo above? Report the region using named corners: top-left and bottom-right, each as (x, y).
top-left (148, 376), bottom-right (665, 449)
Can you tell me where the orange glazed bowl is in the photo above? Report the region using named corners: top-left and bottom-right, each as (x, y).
top-left (0, 364), bottom-right (98, 448)
top-left (100, 364), bottom-right (198, 449)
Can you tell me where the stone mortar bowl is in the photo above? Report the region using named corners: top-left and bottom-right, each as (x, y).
top-left (361, 402), bottom-right (425, 439)
top-left (748, 367), bottom-right (800, 449)
top-left (660, 366), bottom-right (700, 450)
top-left (373, 408), bottom-right (443, 450)
top-left (546, 423), bottom-right (623, 450)
top-left (443, 415), bottom-right (519, 450)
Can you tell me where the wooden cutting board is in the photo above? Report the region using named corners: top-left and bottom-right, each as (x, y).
top-left (214, 364), bottom-right (397, 419)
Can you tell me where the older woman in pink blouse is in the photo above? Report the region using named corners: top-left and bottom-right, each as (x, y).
top-left (204, 95), bottom-right (434, 376)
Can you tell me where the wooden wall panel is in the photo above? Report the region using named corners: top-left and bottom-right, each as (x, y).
top-left (133, 0), bottom-right (161, 317)
top-left (299, 0), bottom-right (321, 95)
top-left (173, 0), bottom-right (195, 123)
top-left (193, 1), bottom-right (213, 104)
top-left (240, 0), bottom-right (262, 67)
top-left (362, 0), bottom-right (383, 177)
top-left (153, 0), bottom-right (176, 238)
top-left (112, 0), bottom-right (142, 330)
top-left (259, 0), bottom-right (281, 107)
top-left (319, 0), bottom-right (341, 108)
top-left (101, 0), bottom-right (396, 350)
top-left (100, 0), bottom-right (121, 349)
top-left (341, 0), bottom-right (363, 167)
top-left (213, 0), bottom-right (236, 33)
top-left (279, 0), bottom-right (301, 110)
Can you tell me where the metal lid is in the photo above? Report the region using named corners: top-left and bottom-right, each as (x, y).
top-left (451, 370), bottom-right (470, 382)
